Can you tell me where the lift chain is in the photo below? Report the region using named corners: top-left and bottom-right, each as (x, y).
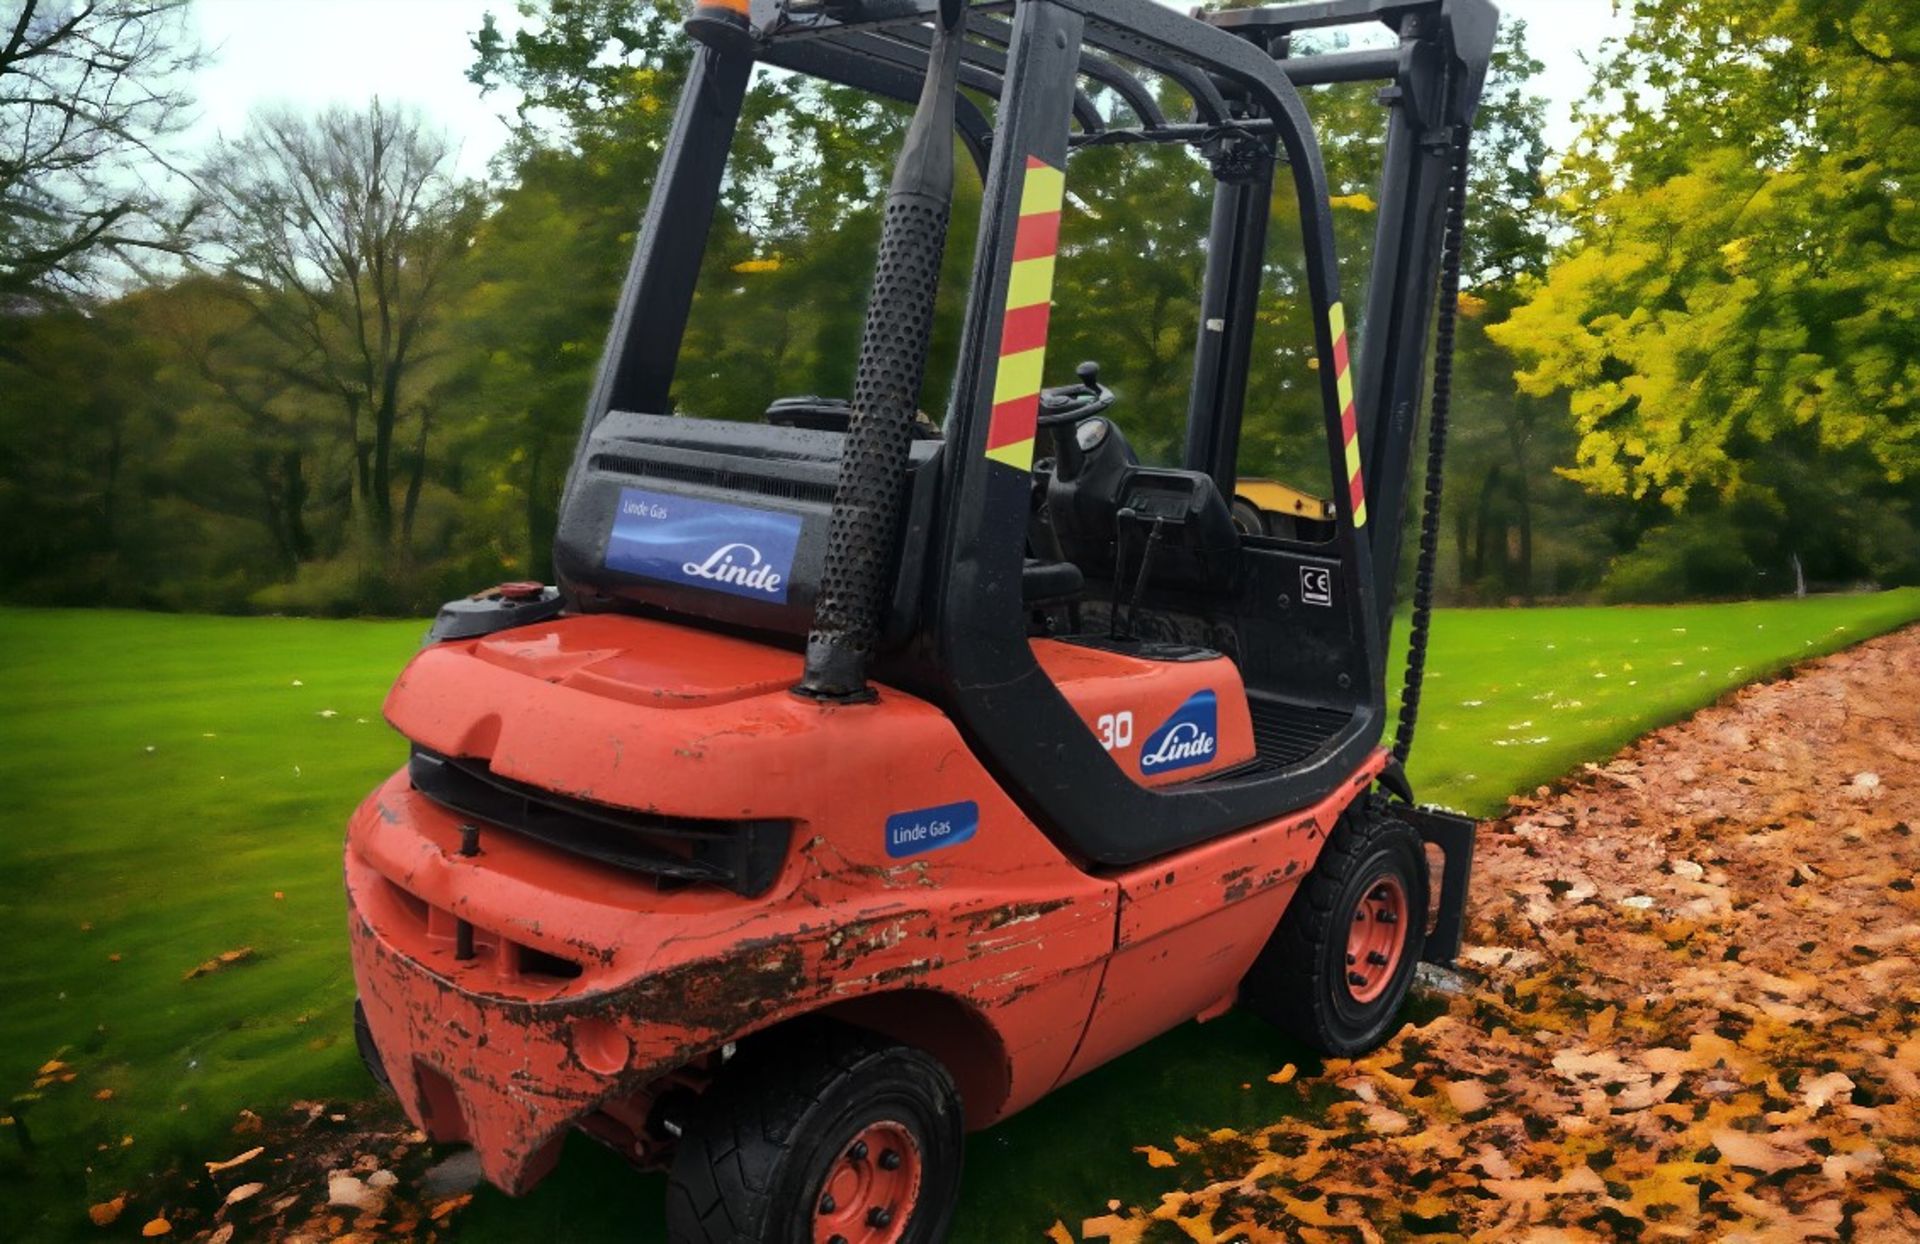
top-left (1391, 124), bottom-right (1472, 769)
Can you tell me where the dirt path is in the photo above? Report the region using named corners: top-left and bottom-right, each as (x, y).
top-left (1079, 625), bottom-right (1920, 1242)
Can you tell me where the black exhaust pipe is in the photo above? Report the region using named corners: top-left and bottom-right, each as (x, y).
top-left (796, 0), bottom-right (967, 703)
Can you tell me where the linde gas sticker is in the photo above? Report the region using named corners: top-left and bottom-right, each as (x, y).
top-left (605, 487), bottom-right (802, 603)
top-left (885, 801), bottom-right (980, 860)
top-left (1139, 690), bottom-right (1219, 776)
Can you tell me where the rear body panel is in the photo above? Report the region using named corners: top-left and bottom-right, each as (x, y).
top-left (1032, 639), bottom-right (1256, 785)
top-left (347, 615), bottom-right (1375, 1193)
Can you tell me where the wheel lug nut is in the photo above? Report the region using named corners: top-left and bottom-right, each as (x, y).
top-left (879, 1148), bottom-right (901, 1170)
top-left (1377, 910), bottom-right (1398, 925)
top-left (1346, 952), bottom-right (1357, 965)
top-left (848, 1140), bottom-right (868, 1161)
top-left (819, 1193), bottom-right (836, 1215)
top-left (1348, 971), bottom-right (1368, 987)
top-left (1368, 951), bottom-right (1389, 966)
top-left (868, 1207), bottom-right (893, 1228)
top-left (830, 1237), bottom-right (849, 1244)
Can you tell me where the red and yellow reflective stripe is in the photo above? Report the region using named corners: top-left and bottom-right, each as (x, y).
top-left (1329, 302), bottom-right (1367, 528)
top-left (984, 156), bottom-right (1067, 472)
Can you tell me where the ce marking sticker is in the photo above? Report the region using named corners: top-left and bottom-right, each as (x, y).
top-left (1301, 565), bottom-right (1334, 608)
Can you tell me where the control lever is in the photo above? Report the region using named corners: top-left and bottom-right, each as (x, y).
top-left (1109, 508), bottom-right (1166, 641)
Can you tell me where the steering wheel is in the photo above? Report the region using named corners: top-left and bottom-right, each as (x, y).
top-left (1037, 361), bottom-right (1117, 428)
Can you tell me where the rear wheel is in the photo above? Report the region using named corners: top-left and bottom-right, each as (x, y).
top-left (1241, 801), bottom-right (1428, 1056)
top-left (352, 999), bottom-right (392, 1094)
top-left (665, 1026), bottom-right (963, 1244)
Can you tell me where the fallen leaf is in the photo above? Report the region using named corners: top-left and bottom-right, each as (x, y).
top-left (1444, 1080), bottom-right (1488, 1113)
top-left (87, 1195), bottom-right (126, 1226)
top-left (1134, 1145), bottom-right (1177, 1169)
top-left (140, 1218), bottom-right (170, 1238)
top-left (1801, 1071), bottom-right (1854, 1112)
top-left (224, 1181), bottom-right (264, 1206)
top-left (94, 1089), bottom-right (113, 1102)
top-left (1079, 1214), bottom-right (1145, 1244)
top-left (1711, 1127), bottom-right (1815, 1174)
top-left (1485, 1165), bottom-right (1607, 1201)
top-left (328, 1172), bottom-right (386, 1212)
top-left (1268, 1064), bottom-right (1297, 1085)
top-left (205, 1145), bottom-right (264, 1174)
top-left (429, 1194), bottom-right (471, 1221)
top-left (183, 947), bottom-right (256, 981)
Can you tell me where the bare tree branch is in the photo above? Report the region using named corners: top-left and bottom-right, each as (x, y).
top-left (0, 0), bottom-right (201, 305)
top-left (193, 101), bottom-right (482, 549)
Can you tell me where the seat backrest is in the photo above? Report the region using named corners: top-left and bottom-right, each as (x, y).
top-left (556, 411), bottom-right (942, 645)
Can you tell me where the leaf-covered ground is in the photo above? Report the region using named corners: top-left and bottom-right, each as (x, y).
top-left (1071, 625), bottom-right (1920, 1242)
top-left (6, 597), bottom-right (1919, 1240)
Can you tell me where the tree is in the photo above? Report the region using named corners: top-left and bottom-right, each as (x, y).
top-left (1492, 0), bottom-right (1920, 528)
top-left (195, 101), bottom-right (484, 552)
top-left (0, 0), bottom-right (201, 305)
top-left (1438, 21), bottom-right (1603, 602)
top-left (139, 276), bottom-right (329, 575)
top-left (460, 0), bottom-right (958, 575)
top-left (458, 1), bottom-right (697, 577)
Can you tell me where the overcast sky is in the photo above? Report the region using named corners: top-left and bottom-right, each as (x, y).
top-left (185, 0), bottom-right (1630, 179)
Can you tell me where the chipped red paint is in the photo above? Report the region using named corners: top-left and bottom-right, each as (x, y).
top-left (1055, 749), bottom-right (1389, 1084)
top-left (346, 615), bottom-right (1384, 1195)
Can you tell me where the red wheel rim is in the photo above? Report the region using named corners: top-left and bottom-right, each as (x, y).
top-left (812, 1120), bottom-right (922, 1244)
top-left (1344, 875), bottom-right (1409, 1004)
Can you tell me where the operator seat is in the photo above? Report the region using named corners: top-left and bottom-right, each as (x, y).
top-left (1021, 558), bottom-right (1085, 606)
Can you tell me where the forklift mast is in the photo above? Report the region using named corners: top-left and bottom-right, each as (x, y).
top-left (555, 0), bottom-right (1496, 865)
top-left (1199, 1), bottom-right (1496, 647)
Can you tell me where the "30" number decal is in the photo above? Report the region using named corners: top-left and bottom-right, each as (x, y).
top-left (1096, 711), bottom-right (1135, 751)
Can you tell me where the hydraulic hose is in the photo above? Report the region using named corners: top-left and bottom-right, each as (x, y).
top-left (1391, 125), bottom-right (1472, 768)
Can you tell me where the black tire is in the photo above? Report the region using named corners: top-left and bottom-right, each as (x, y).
top-left (1229, 497), bottom-right (1266, 538)
top-left (353, 999), bottom-right (393, 1095)
top-left (1241, 802), bottom-right (1428, 1056)
top-left (666, 1025), bottom-right (964, 1244)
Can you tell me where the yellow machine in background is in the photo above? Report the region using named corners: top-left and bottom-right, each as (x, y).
top-left (1233, 478), bottom-right (1338, 542)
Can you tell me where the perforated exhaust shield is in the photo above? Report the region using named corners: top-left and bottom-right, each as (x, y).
top-left (797, 3), bottom-right (965, 701)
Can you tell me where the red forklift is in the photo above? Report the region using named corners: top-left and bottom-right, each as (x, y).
top-left (346, 0), bottom-right (1495, 1238)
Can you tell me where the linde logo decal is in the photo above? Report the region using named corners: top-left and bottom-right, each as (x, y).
top-left (606, 487), bottom-right (802, 603)
top-left (1139, 690), bottom-right (1219, 775)
top-left (682, 543), bottom-right (782, 594)
top-left (884, 801), bottom-right (980, 860)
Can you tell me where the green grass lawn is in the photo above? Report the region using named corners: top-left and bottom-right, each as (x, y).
top-left (2, 590), bottom-right (1916, 1240)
